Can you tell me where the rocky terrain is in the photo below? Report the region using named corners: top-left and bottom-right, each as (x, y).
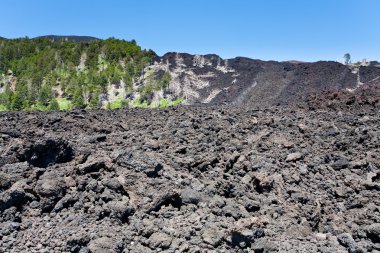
top-left (0, 93), bottom-right (380, 252)
top-left (147, 53), bottom-right (380, 107)
top-left (1, 36), bottom-right (380, 252)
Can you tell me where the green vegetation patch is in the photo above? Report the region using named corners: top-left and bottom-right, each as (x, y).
top-left (171, 98), bottom-right (184, 106)
top-left (57, 98), bottom-right (72, 110)
top-left (106, 99), bottom-right (128, 109)
top-left (133, 97), bottom-right (184, 109)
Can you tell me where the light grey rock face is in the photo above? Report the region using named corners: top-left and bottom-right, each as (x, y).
top-left (0, 105), bottom-right (379, 252)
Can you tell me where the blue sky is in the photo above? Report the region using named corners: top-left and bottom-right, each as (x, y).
top-left (1, 0), bottom-right (379, 62)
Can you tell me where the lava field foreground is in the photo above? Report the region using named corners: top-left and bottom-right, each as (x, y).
top-left (0, 106), bottom-right (379, 252)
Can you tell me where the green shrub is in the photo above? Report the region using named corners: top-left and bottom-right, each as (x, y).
top-left (48, 99), bottom-right (60, 111)
top-left (57, 98), bottom-right (72, 110)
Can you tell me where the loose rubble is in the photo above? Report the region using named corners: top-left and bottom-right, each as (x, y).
top-left (0, 105), bottom-right (379, 252)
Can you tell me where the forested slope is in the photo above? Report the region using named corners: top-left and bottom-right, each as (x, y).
top-left (0, 37), bottom-right (177, 111)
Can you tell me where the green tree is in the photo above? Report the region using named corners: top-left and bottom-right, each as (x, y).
top-left (48, 98), bottom-right (60, 110)
top-left (11, 81), bottom-right (30, 110)
top-left (159, 71), bottom-right (171, 90)
top-left (11, 91), bottom-right (25, 110)
top-left (72, 86), bottom-right (85, 109)
top-left (123, 72), bottom-right (133, 92)
top-left (38, 84), bottom-right (53, 106)
top-left (0, 85), bottom-right (11, 108)
top-left (89, 89), bottom-right (101, 108)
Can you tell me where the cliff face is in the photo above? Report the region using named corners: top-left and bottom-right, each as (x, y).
top-left (147, 53), bottom-right (380, 107)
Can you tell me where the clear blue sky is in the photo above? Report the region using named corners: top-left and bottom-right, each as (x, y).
top-left (1, 0), bottom-right (379, 62)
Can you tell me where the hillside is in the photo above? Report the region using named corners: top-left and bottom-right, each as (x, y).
top-left (1, 37), bottom-right (380, 112)
top-left (0, 37), bottom-right (165, 111)
top-left (151, 53), bottom-right (380, 107)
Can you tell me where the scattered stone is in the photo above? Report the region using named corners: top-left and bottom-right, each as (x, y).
top-left (107, 200), bottom-right (135, 222)
top-left (0, 181), bottom-right (27, 211)
top-left (337, 233), bottom-right (356, 249)
top-left (202, 227), bottom-right (225, 247)
top-left (180, 188), bottom-right (202, 205)
top-left (77, 159), bottom-right (106, 174)
top-left (35, 173), bottom-right (67, 211)
top-left (315, 233), bottom-right (327, 241)
top-left (88, 237), bottom-right (122, 253)
top-left (148, 232), bottom-right (172, 249)
top-left (0, 128), bottom-right (21, 138)
top-left (286, 152), bottom-right (303, 162)
top-left (367, 223), bottom-right (380, 243)
top-left (0, 172), bottom-right (11, 192)
top-left (332, 157), bottom-right (350, 170)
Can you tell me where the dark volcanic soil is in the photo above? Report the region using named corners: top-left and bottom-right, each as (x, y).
top-left (0, 105), bottom-right (380, 252)
top-left (156, 53), bottom-right (377, 107)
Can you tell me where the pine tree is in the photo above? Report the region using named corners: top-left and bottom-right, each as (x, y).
top-left (38, 84), bottom-right (53, 106)
top-left (11, 81), bottom-right (30, 110)
top-left (11, 91), bottom-right (24, 110)
top-left (4, 85), bottom-right (13, 110)
top-left (0, 85), bottom-right (11, 108)
top-left (72, 86), bottom-right (85, 109)
top-left (160, 72), bottom-right (171, 90)
top-left (89, 89), bottom-right (101, 108)
top-left (48, 98), bottom-right (60, 111)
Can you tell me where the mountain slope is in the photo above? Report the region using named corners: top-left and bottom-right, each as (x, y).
top-left (150, 53), bottom-right (380, 107)
top-left (0, 37), bottom-right (379, 111)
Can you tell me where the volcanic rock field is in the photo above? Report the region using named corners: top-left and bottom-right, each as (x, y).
top-left (0, 101), bottom-right (379, 253)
